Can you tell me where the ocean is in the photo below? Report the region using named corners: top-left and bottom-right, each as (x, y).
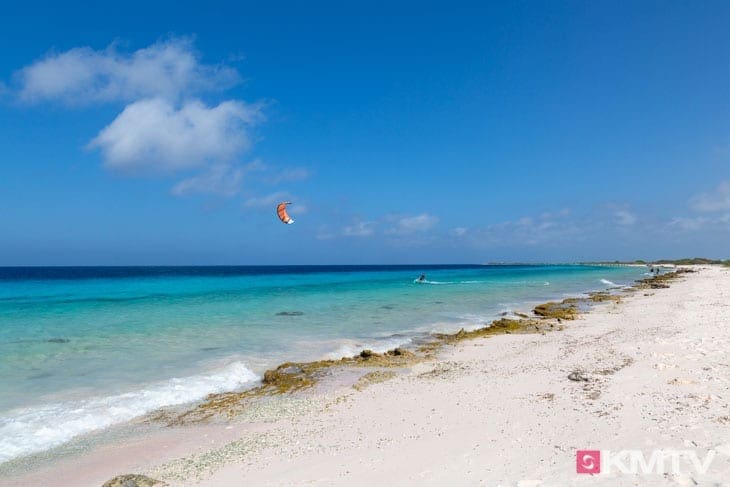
top-left (0, 264), bottom-right (646, 463)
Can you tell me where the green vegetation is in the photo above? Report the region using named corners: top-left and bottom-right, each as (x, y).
top-left (653, 258), bottom-right (724, 265)
top-left (583, 257), bottom-right (727, 266)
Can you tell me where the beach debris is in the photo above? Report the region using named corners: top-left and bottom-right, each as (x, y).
top-left (101, 474), bottom-right (166, 487)
top-left (568, 371), bottom-right (590, 382)
top-left (537, 392), bottom-right (556, 401)
top-left (360, 349), bottom-right (375, 358)
top-left (275, 311), bottom-right (304, 316)
top-left (47, 338), bottom-right (70, 343)
top-left (276, 201), bottom-right (294, 224)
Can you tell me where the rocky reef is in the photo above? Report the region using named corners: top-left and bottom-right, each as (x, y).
top-left (635, 268), bottom-right (693, 289)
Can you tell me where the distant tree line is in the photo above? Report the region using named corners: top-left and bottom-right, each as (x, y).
top-left (582, 258), bottom-right (730, 266)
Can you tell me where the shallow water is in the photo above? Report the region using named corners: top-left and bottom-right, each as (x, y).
top-left (0, 264), bottom-right (645, 462)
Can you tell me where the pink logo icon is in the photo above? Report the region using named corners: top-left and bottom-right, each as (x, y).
top-left (576, 450), bottom-right (601, 474)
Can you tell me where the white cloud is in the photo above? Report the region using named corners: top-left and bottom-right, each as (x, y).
top-left (12, 37), bottom-right (284, 203)
top-left (469, 208), bottom-right (581, 247)
top-left (614, 209), bottom-right (637, 226)
top-left (690, 181), bottom-right (730, 212)
top-left (15, 37), bottom-right (237, 104)
top-left (88, 97), bottom-right (262, 173)
top-left (386, 213), bottom-right (439, 235)
top-left (343, 221), bottom-right (376, 237)
top-left (667, 216), bottom-right (710, 231)
top-left (451, 227), bottom-right (468, 236)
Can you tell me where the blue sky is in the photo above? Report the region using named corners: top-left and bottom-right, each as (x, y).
top-left (1, 1), bottom-right (730, 265)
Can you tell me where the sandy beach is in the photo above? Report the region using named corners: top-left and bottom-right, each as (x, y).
top-left (4, 265), bottom-right (730, 486)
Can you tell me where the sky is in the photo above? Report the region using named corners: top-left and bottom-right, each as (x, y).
top-left (1, 1), bottom-right (730, 265)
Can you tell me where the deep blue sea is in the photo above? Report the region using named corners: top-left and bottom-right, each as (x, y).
top-left (0, 264), bottom-right (647, 463)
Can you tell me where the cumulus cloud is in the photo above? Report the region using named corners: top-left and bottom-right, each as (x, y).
top-left (11, 37), bottom-right (296, 203)
top-left (15, 37), bottom-right (237, 104)
top-left (88, 97), bottom-right (262, 173)
top-left (343, 221), bottom-right (376, 237)
top-left (451, 227), bottom-right (468, 237)
top-left (386, 213), bottom-right (439, 235)
top-left (690, 181), bottom-right (730, 212)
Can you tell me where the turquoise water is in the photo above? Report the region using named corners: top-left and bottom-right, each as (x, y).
top-left (0, 264), bottom-right (646, 462)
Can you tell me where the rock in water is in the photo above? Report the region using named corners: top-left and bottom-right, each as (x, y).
top-left (275, 311), bottom-right (304, 316)
top-left (47, 338), bottom-right (70, 343)
top-left (101, 474), bottom-right (166, 487)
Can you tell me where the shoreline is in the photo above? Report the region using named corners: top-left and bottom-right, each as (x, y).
top-left (4, 266), bottom-right (730, 485)
top-left (0, 265), bottom-right (644, 466)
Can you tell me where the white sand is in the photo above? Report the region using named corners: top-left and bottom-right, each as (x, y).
top-left (5, 266), bottom-right (730, 486)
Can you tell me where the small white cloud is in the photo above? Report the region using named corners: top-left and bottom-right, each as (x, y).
top-left (89, 97), bottom-right (262, 173)
top-left (451, 227), bottom-right (468, 237)
top-left (690, 181), bottom-right (730, 212)
top-left (343, 221), bottom-right (376, 237)
top-left (386, 213), bottom-right (439, 235)
top-left (668, 216), bottom-right (710, 231)
top-left (614, 209), bottom-right (637, 226)
top-left (15, 37), bottom-right (238, 105)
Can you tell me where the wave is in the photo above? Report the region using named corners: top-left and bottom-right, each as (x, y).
top-left (600, 278), bottom-right (618, 287)
top-left (322, 335), bottom-right (414, 361)
top-left (0, 361), bottom-right (258, 464)
top-left (413, 279), bottom-right (485, 285)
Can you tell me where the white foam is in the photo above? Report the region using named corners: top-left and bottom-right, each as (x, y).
top-left (600, 278), bottom-right (617, 286)
top-left (321, 336), bottom-right (414, 360)
top-left (0, 361), bottom-right (258, 464)
top-left (413, 279), bottom-right (485, 285)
